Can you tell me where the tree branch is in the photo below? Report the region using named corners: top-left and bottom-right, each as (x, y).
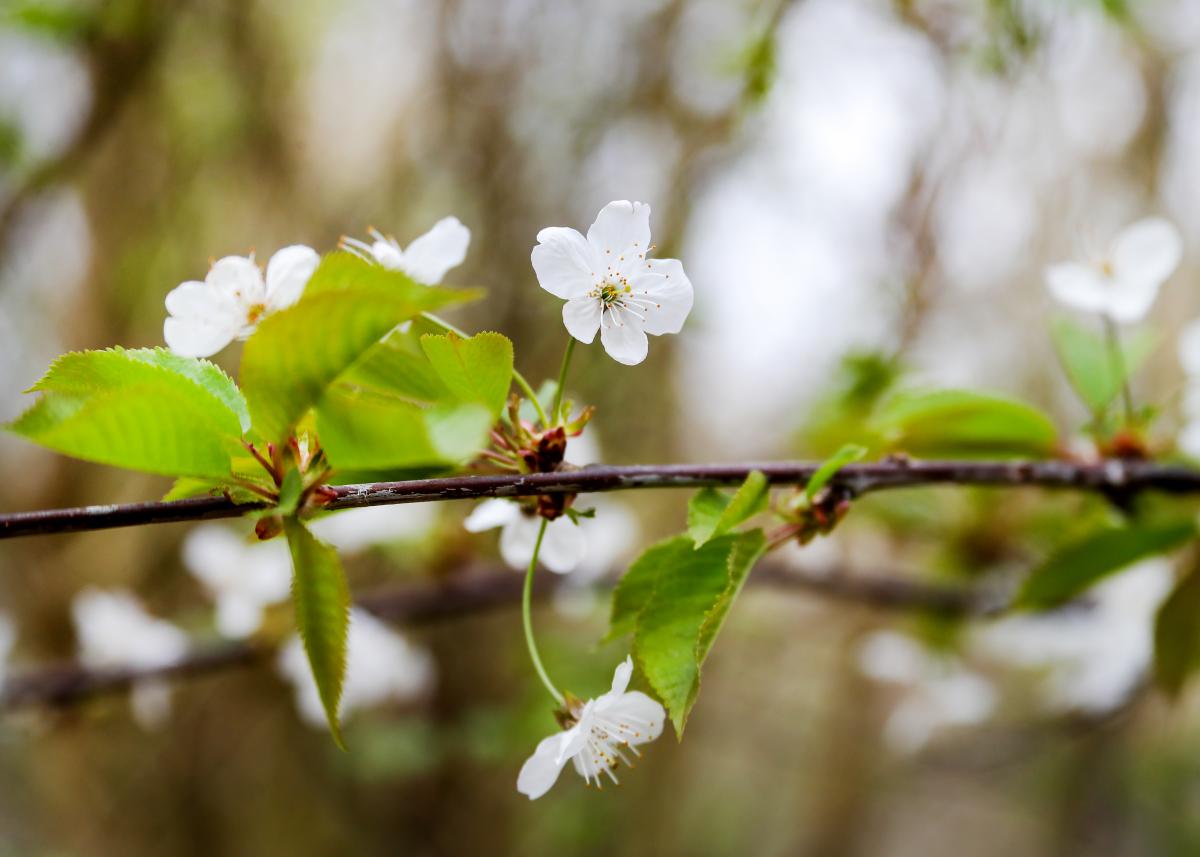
top-left (0, 562), bottom-right (996, 711)
top-left (1, 458), bottom-right (1196, 540)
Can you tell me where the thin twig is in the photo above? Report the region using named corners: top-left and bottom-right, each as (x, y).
top-left (1, 458), bottom-right (1196, 540)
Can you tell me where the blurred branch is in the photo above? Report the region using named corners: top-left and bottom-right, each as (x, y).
top-left (0, 561), bottom-right (996, 711)
top-left (2, 458), bottom-right (1198, 539)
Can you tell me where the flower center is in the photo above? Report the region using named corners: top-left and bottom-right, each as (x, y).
top-left (594, 281), bottom-right (630, 308)
top-left (245, 303), bottom-right (267, 324)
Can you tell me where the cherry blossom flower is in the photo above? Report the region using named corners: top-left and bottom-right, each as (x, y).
top-left (517, 656), bottom-right (665, 799)
top-left (164, 245), bottom-right (320, 358)
top-left (71, 587), bottom-right (190, 729)
top-left (340, 216), bottom-right (470, 285)
top-left (858, 630), bottom-right (995, 753)
top-left (277, 607), bottom-right (434, 728)
top-left (1177, 320), bottom-right (1200, 458)
top-left (1045, 217), bottom-right (1182, 323)
top-left (463, 498), bottom-right (585, 574)
top-left (181, 525), bottom-right (292, 639)
top-left (531, 200), bottom-right (694, 365)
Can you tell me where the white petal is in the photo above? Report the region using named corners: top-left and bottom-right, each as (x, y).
top-left (163, 315), bottom-right (238, 358)
top-left (463, 498), bottom-right (519, 533)
top-left (1105, 279), bottom-right (1161, 324)
top-left (596, 690), bottom-right (665, 744)
top-left (586, 200), bottom-right (651, 258)
top-left (215, 595), bottom-right (263, 639)
top-left (631, 258), bottom-right (694, 336)
top-left (131, 681), bottom-right (173, 730)
top-left (400, 216), bottom-right (471, 284)
top-left (1111, 217), bottom-right (1183, 291)
top-left (165, 279), bottom-right (239, 321)
top-left (532, 227), bottom-right (599, 299)
top-left (207, 255), bottom-right (265, 306)
top-left (1045, 263), bottom-right (1109, 314)
top-left (1180, 421), bottom-right (1200, 459)
top-left (561, 296), bottom-right (602, 344)
top-left (182, 525), bottom-right (242, 588)
top-left (610, 655), bottom-right (634, 695)
top-left (264, 245), bottom-right (319, 311)
top-left (371, 239), bottom-right (405, 270)
top-left (1179, 320), bottom-right (1200, 375)
top-left (517, 732), bottom-right (572, 800)
top-left (538, 518), bottom-right (586, 574)
top-left (499, 515), bottom-right (540, 570)
top-left (599, 307), bottom-right (649, 365)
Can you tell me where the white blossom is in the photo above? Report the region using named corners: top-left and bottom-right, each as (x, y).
top-left (164, 245), bottom-right (319, 358)
top-left (1177, 320), bottom-right (1200, 458)
top-left (71, 587), bottom-right (190, 729)
top-left (1045, 217), bottom-right (1182, 323)
top-left (973, 558), bottom-right (1171, 714)
top-left (531, 200), bottom-right (694, 365)
top-left (277, 607), bottom-right (434, 728)
top-left (858, 630), bottom-right (996, 753)
top-left (463, 498), bottom-right (585, 574)
top-left (181, 525), bottom-right (292, 639)
top-left (517, 656), bottom-right (665, 799)
top-left (341, 216), bottom-right (470, 285)
top-left (309, 504), bottom-right (437, 554)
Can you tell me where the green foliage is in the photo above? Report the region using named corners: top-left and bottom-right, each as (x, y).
top-left (687, 471), bottom-right (769, 548)
top-left (1155, 566), bottom-right (1200, 697)
top-left (608, 531), bottom-right (768, 734)
top-left (239, 253), bottom-right (476, 443)
top-left (284, 517), bottom-right (350, 748)
top-left (420, 331), bottom-right (514, 418)
top-left (7, 348), bottom-right (244, 478)
top-left (805, 443), bottom-right (867, 501)
top-left (1018, 521), bottom-right (1197, 609)
top-left (871, 388), bottom-right (1058, 458)
top-left (1051, 318), bottom-right (1154, 416)
top-left (796, 350), bottom-right (900, 456)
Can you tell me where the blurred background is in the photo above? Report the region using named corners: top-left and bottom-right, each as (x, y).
top-left (2, 0), bottom-right (1200, 854)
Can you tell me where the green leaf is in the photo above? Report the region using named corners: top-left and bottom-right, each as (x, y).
top-left (8, 348), bottom-right (244, 478)
top-left (1051, 318), bottom-right (1155, 415)
top-left (805, 443), bottom-right (867, 501)
top-left (420, 331), bottom-right (514, 418)
top-left (871, 388), bottom-right (1058, 458)
top-left (1018, 521), bottom-right (1197, 608)
top-left (687, 471), bottom-right (769, 548)
top-left (123, 348), bottom-right (251, 433)
top-left (283, 517), bottom-right (350, 748)
top-left (240, 253), bottom-right (478, 443)
top-left (1155, 566), bottom-right (1200, 697)
top-left (608, 531), bottom-right (768, 733)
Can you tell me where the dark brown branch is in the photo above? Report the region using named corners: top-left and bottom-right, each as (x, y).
top-left (0, 562), bottom-right (994, 711)
top-left (2, 458), bottom-right (1198, 540)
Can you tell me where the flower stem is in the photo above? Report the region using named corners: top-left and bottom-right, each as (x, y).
top-left (422, 311), bottom-right (549, 427)
top-left (1102, 314), bottom-right (1135, 426)
top-left (550, 337), bottom-right (577, 424)
top-left (523, 518), bottom-right (564, 705)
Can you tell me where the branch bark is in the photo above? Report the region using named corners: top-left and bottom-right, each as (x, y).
top-left (2, 458), bottom-right (1197, 539)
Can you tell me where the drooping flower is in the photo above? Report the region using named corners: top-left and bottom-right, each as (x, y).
top-left (277, 607), bottom-right (434, 728)
top-left (463, 498), bottom-right (585, 574)
top-left (181, 525), bottom-right (292, 639)
top-left (531, 200), bottom-right (694, 365)
top-left (340, 216), bottom-right (470, 285)
top-left (164, 245), bottom-right (320, 358)
top-left (1045, 217), bottom-right (1183, 323)
top-left (517, 656), bottom-right (665, 799)
top-left (71, 587), bottom-right (190, 729)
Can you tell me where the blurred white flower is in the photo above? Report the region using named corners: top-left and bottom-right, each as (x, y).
top-left (277, 607), bottom-right (434, 728)
top-left (308, 504), bottom-right (437, 554)
top-left (0, 612), bottom-right (14, 691)
top-left (531, 200), bottom-right (693, 365)
top-left (552, 499), bottom-right (640, 618)
top-left (182, 525), bottom-right (292, 639)
top-left (1045, 218), bottom-right (1182, 323)
top-left (164, 245), bottom-right (320, 358)
top-left (1177, 320), bottom-right (1200, 457)
top-left (463, 499), bottom-right (585, 574)
top-left (340, 217), bottom-right (470, 285)
top-left (71, 587), bottom-right (190, 729)
top-left (973, 559), bottom-right (1171, 714)
top-left (517, 656), bottom-right (665, 799)
top-left (858, 630), bottom-right (996, 754)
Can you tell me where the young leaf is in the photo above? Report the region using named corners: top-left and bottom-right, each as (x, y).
top-left (283, 517), bottom-right (350, 748)
top-left (239, 253), bottom-right (478, 443)
top-left (1154, 566), bottom-right (1200, 697)
top-left (122, 348), bottom-right (251, 433)
top-left (1051, 318), bottom-right (1155, 415)
top-left (871, 388), bottom-right (1058, 458)
top-left (420, 331), bottom-right (514, 418)
top-left (805, 443), bottom-right (867, 501)
top-left (8, 348), bottom-right (244, 478)
top-left (1018, 521), bottom-right (1197, 609)
top-left (608, 530), bottom-right (768, 734)
top-left (687, 470), bottom-right (769, 548)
